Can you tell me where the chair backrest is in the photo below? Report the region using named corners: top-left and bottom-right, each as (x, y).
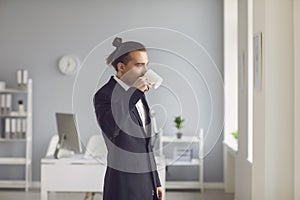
top-left (84, 134), bottom-right (107, 157)
top-left (46, 135), bottom-right (59, 157)
top-left (46, 134), bottom-right (74, 157)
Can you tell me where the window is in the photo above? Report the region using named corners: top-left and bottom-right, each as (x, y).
top-left (224, 0), bottom-right (238, 150)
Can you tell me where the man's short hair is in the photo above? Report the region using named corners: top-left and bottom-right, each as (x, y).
top-left (106, 37), bottom-right (146, 71)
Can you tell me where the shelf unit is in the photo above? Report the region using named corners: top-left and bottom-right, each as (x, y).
top-left (158, 129), bottom-right (204, 192)
top-left (0, 79), bottom-right (32, 191)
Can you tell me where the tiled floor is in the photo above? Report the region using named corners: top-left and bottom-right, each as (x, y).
top-left (0, 189), bottom-right (234, 200)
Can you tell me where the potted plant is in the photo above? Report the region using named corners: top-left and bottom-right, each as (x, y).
top-left (232, 130), bottom-right (238, 139)
top-left (174, 116), bottom-right (184, 139)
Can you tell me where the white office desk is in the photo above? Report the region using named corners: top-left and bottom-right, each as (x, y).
top-left (41, 155), bottom-right (166, 200)
top-left (41, 155), bottom-right (106, 200)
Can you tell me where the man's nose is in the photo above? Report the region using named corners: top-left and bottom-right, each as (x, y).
top-left (142, 66), bottom-right (148, 74)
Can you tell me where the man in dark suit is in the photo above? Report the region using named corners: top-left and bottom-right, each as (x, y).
top-left (93, 37), bottom-right (163, 200)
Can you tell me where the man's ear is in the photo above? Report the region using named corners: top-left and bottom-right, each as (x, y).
top-left (117, 62), bottom-right (125, 72)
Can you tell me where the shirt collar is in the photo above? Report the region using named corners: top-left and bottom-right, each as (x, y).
top-left (113, 75), bottom-right (130, 91)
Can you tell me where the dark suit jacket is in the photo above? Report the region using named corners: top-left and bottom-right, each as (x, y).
top-left (93, 76), bottom-right (161, 200)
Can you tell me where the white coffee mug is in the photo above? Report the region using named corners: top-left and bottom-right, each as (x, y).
top-left (0, 81), bottom-right (6, 90)
top-left (143, 69), bottom-right (163, 89)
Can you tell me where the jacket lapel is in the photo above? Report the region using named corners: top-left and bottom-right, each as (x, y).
top-left (130, 95), bottom-right (152, 138)
top-left (141, 95), bottom-right (152, 137)
top-left (131, 107), bottom-right (148, 138)
top-left (131, 107), bottom-right (143, 127)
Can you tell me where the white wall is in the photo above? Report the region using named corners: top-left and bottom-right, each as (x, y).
top-left (252, 0), bottom-right (294, 199)
top-left (252, 0), bottom-right (266, 199)
top-left (264, 0), bottom-right (294, 198)
top-left (294, 0), bottom-right (300, 199)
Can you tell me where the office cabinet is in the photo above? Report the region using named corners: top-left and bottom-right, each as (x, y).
top-left (0, 79), bottom-right (32, 191)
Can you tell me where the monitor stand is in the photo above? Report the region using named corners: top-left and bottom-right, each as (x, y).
top-left (54, 133), bottom-right (66, 159)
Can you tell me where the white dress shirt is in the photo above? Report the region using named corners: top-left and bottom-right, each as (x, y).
top-left (113, 75), bottom-right (147, 130)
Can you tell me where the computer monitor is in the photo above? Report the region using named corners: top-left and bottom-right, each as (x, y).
top-left (54, 112), bottom-right (82, 159)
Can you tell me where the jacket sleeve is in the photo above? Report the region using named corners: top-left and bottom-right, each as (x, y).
top-left (93, 86), bottom-right (144, 139)
top-left (154, 170), bottom-right (161, 187)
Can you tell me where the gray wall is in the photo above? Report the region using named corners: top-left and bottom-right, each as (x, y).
top-left (0, 0), bottom-right (224, 182)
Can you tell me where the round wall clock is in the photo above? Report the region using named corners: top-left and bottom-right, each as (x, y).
top-left (58, 55), bottom-right (80, 75)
